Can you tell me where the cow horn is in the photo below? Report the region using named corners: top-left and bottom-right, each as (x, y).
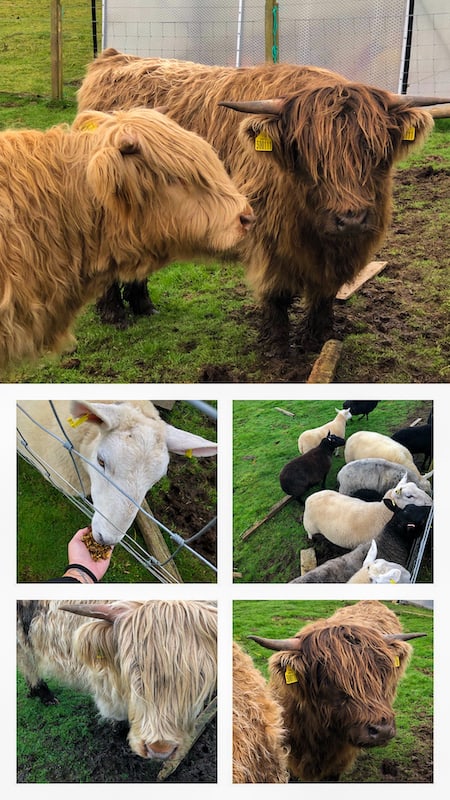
top-left (59, 603), bottom-right (122, 623)
top-left (394, 94), bottom-right (450, 106)
top-left (383, 632), bottom-right (427, 642)
top-left (248, 634), bottom-right (302, 651)
top-left (219, 99), bottom-right (284, 116)
top-left (417, 103), bottom-right (450, 119)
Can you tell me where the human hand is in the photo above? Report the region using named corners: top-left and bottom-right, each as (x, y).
top-left (67, 526), bottom-right (113, 582)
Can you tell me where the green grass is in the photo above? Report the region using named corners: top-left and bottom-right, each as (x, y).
top-left (233, 399), bottom-right (433, 582)
top-left (233, 600), bottom-right (433, 783)
top-left (17, 401), bottom-right (217, 583)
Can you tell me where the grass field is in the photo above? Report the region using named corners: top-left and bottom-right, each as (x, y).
top-left (233, 600), bottom-right (433, 783)
top-left (233, 399), bottom-right (433, 582)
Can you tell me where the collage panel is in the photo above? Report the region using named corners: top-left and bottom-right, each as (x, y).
top-left (232, 599), bottom-right (433, 784)
top-left (17, 598), bottom-right (218, 783)
top-left (233, 399), bottom-right (433, 584)
top-left (16, 399), bottom-right (217, 585)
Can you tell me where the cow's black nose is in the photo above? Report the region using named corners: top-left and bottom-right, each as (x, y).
top-left (335, 209), bottom-right (369, 230)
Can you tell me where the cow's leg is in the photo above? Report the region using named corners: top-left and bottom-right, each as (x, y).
top-left (301, 296), bottom-right (335, 347)
top-left (123, 280), bottom-right (158, 317)
top-left (259, 293), bottom-right (292, 358)
top-left (27, 678), bottom-right (59, 705)
top-left (96, 282), bottom-right (129, 328)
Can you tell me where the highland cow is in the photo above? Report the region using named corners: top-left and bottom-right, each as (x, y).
top-left (17, 600), bottom-right (217, 762)
top-left (78, 49), bottom-right (435, 350)
top-left (250, 601), bottom-right (425, 781)
top-left (0, 108), bottom-right (253, 367)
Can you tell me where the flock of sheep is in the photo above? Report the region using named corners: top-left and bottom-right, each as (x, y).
top-left (277, 401), bottom-right (433, 583)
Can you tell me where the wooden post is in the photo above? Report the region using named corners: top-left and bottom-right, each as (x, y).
top-left (265, 0), bottom-right (279, 63)
top-left (51, 0), bottom-right (63, 100)
top-left (135, 499), bottom-right (183, 582)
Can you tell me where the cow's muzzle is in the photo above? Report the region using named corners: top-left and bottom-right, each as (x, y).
top-left (352, 720), bottom-right (396, 748)
top-left (145, 741), bottom-right (178, 761)
top-left (334, 208), bottom-right (370, 232)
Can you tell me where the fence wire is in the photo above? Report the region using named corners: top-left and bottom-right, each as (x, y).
top-left (17, 401), bottom-right (217, 583)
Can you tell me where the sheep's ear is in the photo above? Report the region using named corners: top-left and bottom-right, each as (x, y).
top-left (383, 568), bottom-right (402, 584)
top-left (164, 423), bottom-right (217, 457)
top-left (363, 539), bottom-right (377, 566)
top-left (68, 400), bottom-right (121, 430)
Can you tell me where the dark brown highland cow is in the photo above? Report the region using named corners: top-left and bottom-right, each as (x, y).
top-left (250, 601), bottom-right (425, 781)
top-left (78, 49), bottom-right (436, 350)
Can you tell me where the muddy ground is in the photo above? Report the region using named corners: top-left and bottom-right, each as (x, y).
top-left (199, 164), bottom-right (450, 383)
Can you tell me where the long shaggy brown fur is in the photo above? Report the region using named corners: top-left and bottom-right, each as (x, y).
top-left (79, 50), bottom-right (434, 341)
top-left (232, 642), bottom-right (289, 783)
top-left (17, 600), bottom-right (217, 759)
top-left (0, 108), bottom-right (252, 367)
top-left (265, 601), bottom-right (414, 781)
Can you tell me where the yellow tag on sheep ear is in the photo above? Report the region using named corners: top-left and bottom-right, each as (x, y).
top-left (285, 666), bottom-right (298, 684)
top-left (394, 655), bottom-right (401, 668)
top-left (185, 449), bottom-right (193, 459)
top-left (255, 132), bottom-right (273, 151)
top-left (403, 126), bottom-right (416, 141)
top-left (67, 413), bottom-right (89, 428)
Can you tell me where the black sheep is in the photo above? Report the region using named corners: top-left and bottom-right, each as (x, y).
top-left (391, 422), bottom-right (433, 470)
top-left (279, 432), bottom-right (345, 502)
top-left (342, 400), bottom-right (379, 420)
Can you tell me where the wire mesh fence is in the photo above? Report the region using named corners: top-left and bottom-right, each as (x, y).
top-left (2, 2), bottom-right (449, 99)
top-left (17, 400), bottom-right (217, 583)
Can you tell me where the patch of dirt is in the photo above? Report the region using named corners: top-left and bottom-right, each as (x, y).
top-left (198, 164), bottom-right (450, 383)
top-left (149, 455), bottom-right (217, 568)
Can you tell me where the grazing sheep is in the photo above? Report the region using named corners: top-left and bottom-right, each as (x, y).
top-left (78, 49), bottom-right (435, 349)
top-left (391, 422), bottom-right (433, 471)
top-left (290, 503), bottom-right (431, 583)
top-left (250, 601), bottom-right (424, 781)
top-left (337, 457), bottom-right (433, 497)
top-left (347, 540), bottom-right (411, 583)
top-left (280, 432), bottom-right (345, 502)
top-left (17, 399), bottom-right (217, 546)
top-left (303, 473), bottom-right (432, 549)
top-left (232, 642), bottom-right (289, 784)
top-left (344, 431), bottom-right (423, 479)
top-left (298, 408), bottom-right (352, 454)
top-left (0, 108), bottom-right (253, 367)
top-left (342, 400), bottom-right (379, 420)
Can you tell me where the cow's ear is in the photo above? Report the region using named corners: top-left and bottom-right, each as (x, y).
top-left (388, 104), bottom-right (434, 160)
top-left (73, 110), bottom-right (109, 132)
top-left (237, 115), bottom-right (284, 165)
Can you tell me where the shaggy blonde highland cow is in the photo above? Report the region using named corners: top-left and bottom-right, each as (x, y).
top-left (0, 108), bottom-right (253, 367)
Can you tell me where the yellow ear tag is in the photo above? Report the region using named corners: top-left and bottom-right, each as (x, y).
top-left (185, 449), bottom-right (193, 459)
top-left (80, 120), bottom-right (99, 132)
top-left (285, 666), bottom-right (298, 684)
top-left (403, 126), bottom-right (416, 141)
top-left (255, 132), bottom-right (273, 151)
top-left (394, 655), bottom-right (401, 668)
top-left (67, 413), bottom-right (90, 428)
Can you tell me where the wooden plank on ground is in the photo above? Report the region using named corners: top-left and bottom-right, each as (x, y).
top-left (300, 547), bottom-right (317, 575)
top-left (336, 260), bottom-right (388, 300)
top-left (307, 339), bottom-right (343, 383)
top-left (157, 697), bottom-right (217, 782)
top-left (241, 495), bottom-right (293, 540)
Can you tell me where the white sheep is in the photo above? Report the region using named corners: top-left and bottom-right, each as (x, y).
top-left (302, 473), bottom-right (432, 549)
top-left (344, 431), bottom-right (423, 480)
top-left (347, 540), bottom-right (411, 583)
top-left (298, 408), bottom-right (352, 454)
top-left (17, 400), bottom-right (217, 546)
